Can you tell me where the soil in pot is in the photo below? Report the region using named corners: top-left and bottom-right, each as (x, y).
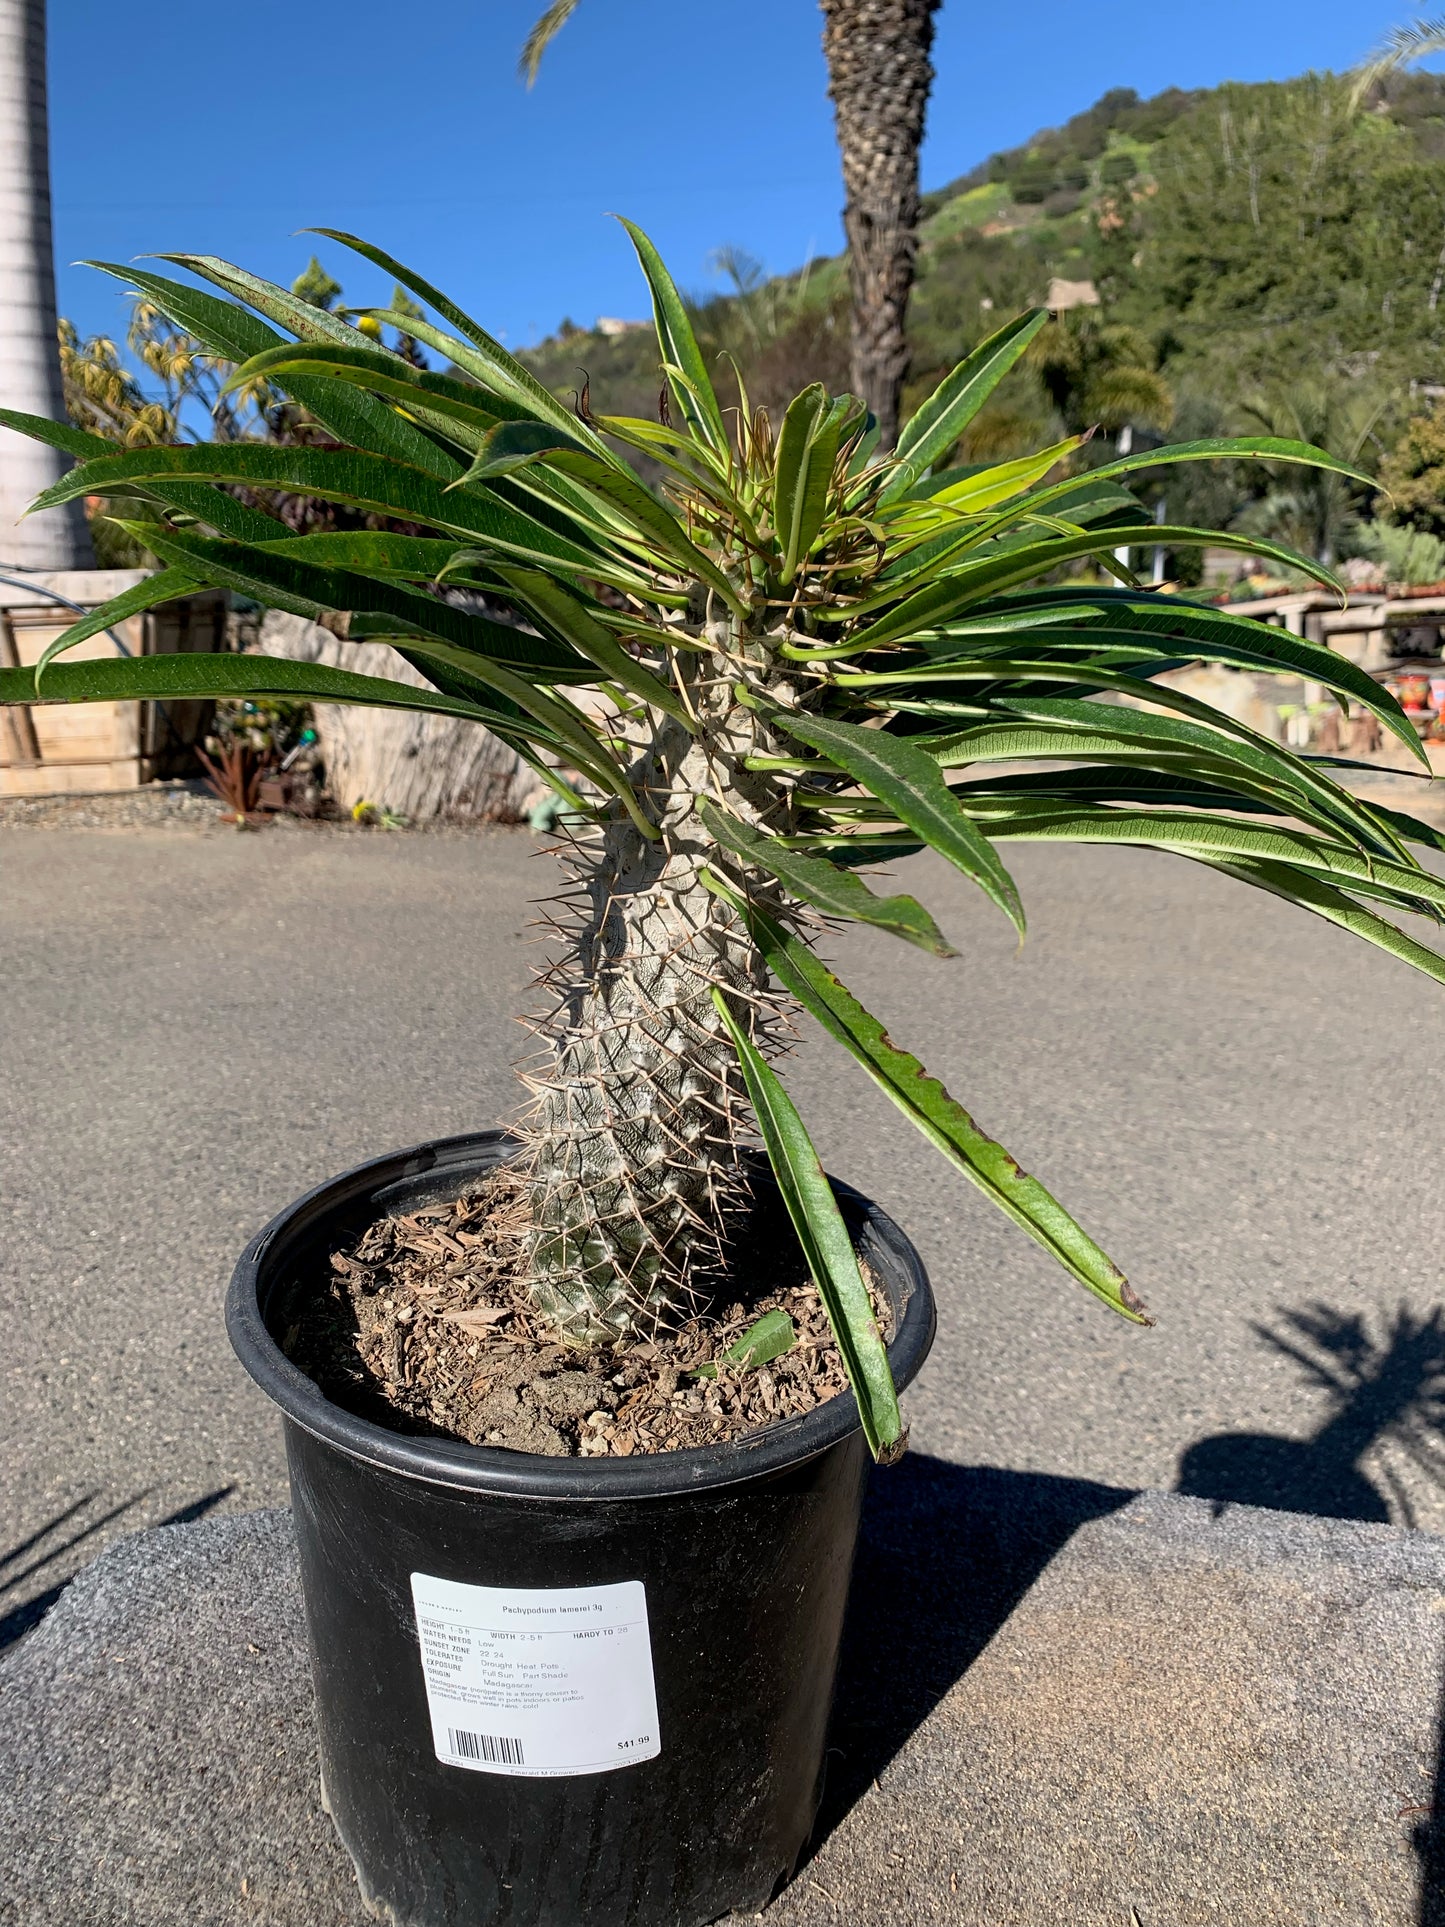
top-left (282, 1166), bottom-right (893, 1459)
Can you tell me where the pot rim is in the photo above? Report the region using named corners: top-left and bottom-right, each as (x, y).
top-left (228, 1129), bottom-right (936, 1501)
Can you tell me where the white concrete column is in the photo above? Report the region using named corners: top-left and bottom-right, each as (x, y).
top-left (0, 0), bottom-right (92, 568)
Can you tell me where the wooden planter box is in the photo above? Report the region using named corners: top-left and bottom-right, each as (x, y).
top-left (0, 570), bottom-right (227, 797)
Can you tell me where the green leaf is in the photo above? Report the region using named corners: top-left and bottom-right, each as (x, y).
top-left (873, 480), bottom-right (1143, 592)
top-left (783, 591), bottom-right (1089, 661)
top-left (1018, 435), bottom-right (1377, 526)
top-left (156, 254), bottom-right (464, 474)
top-left (703, 874), bottom-right (1147, 1326)
top-left (88, 260), bottom-right (286, 365)
top-left (119, 487), bottom-right (284, 546)
top-left (773, 710), bottom-right (1026, 937)
top-left (218, 337), bottom-right (533, 438)
top-left (1197, 855), bottom-right (1445, 987)
top-left (117, 259), bottom-right (461, 480)
top-left (945, 765), bottom-right (1285, 813)
top-left (964, 798), bottom-right (1445, 920)
top-left (33, 569), bottom-right (204, 685)
top-left (905, 716), bottom-right (1382, 855)
top-left (785, 833), bottom-right (928, 866)
top-left (354, 306), bottom-right (575, 440)
top-left (127, 524), bottom-right (591, 682)
top-left (0, 401), bottom-right (285, 544)
top-left (542, 448), bottom-right (747, 613)
top-left (83, 253), bottom-right (733, 606)
top-left (774, 386), bottom-right (846, 583)
top-left (0, 650), bottom-right (533, 730)
top-left (938, 695), bottom-right (1410, 861)
top-left (710, 991), bottom-right (901, 1458)
top-left (615, 218), bottom-right (729, 457)
top-left (456, 420), bottom-right (593, 482)
top-left (490, 567), bottom-right (691, 721)
top-left (693, 1308), bottom-right (796, 1379)
top-left (848, 656), bottom-right (1426, 824)
top-left (697, 798), bottom-right (954, 954)
top-left (383, 641), bottom-right (537, 737)
top-left (896, 436), bottom-right (1084, 519)
top-left (13, 529), bottom-right (645, 827)
top-left (309, 229), bottom-right (620, 463)
top-left (841, 524), bottom-right (1337, 642)
top-left (910, 593), bottom-right (1424, 765)
top-left (256, 532), bottom-right (472, 578)
top-left (26, 444), bottom-right (617, 582)
top-left (898, 438), bottom-right (1081, 509)
top-left (883, 309), bottom-right (1050, 502)
top-left (0, 407), bottom-right (117, 464)
top-left (1353, 793), bottom-right (1445, 860)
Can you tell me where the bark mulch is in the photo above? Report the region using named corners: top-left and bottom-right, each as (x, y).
top-left (283, 1168), bottom-right (888, 1457)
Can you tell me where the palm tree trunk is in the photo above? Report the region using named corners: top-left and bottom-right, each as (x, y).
top-left (0, 0), bottom-right (93, 569)
top-left (820, 0), bottom-right (940, 450)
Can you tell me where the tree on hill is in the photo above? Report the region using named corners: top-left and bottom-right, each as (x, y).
top-left (1236, 380), bottom-right (1388, 565)
top-left (1377, 400), bottom-right (1445, 539)
top-left (1030, 314), bottom-right (1172, 440)
top-left (820, 0), bottom-right (940, 447)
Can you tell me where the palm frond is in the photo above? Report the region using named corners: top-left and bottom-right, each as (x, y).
top-left (519, 0), bottom-right (583, 85)
top-left (1352, 15), bottom-right (1445, 106)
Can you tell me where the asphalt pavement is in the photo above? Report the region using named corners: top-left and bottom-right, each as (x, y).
top-left (4, 817), bottom-right (1444, 1636)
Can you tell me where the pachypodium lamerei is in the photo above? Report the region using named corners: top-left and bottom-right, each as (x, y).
top-left (6, 220), bottom-right (1445, 1456)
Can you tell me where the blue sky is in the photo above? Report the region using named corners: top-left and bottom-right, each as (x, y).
top-left (48, 0), bottom-right (1427, 355)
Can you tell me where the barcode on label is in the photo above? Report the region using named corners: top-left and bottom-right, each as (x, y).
top-left (448, 1728), bottom-right (525, 1766)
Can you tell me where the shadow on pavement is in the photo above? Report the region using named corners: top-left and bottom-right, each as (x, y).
top-left (0, 1486), bottom-right (234, 1653)
top-left (808, 1456), bottom-right (1134, 1859)
top-left (1176, 1302), bottom-right (1445, 1525)
top-left (1167, 1300), bottom-right (1445, 1926)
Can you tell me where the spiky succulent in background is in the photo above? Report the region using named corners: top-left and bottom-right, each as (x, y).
top-left (6, 224), bottom-right (1445, 1456)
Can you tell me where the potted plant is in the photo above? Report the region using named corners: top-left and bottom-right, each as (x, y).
top-left (6, 231), bottom-right (1445, 1927)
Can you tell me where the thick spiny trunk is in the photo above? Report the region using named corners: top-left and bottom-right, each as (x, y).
top-left (820, 0), bottom-right (940, 450)
top-left (521, 806), bottom-right (759, 1340)
top-left (0, 0), bottom-right (93, 568)
top-left (521, 646), bottom-right (786, 1341)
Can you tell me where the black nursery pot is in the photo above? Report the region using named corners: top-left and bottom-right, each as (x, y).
top-left (228, 1130), bottom-right (935, 1927)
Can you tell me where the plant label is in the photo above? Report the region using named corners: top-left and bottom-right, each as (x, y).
top-left (409, 1571), bottom-right (661, 1776)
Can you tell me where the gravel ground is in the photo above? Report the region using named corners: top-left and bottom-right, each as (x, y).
top-left (4, 816), bottom-right (1445, 1643)
top-left (0, 782), bottom-right (232, 833)
top-left (0, 782), bottom-right (513, 836)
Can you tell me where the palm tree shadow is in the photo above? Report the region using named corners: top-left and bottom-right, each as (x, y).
top-left (0, 1486), bottom-right (234, 1652)
top-left (1177, 1302), bottom-right (1445, 1527)
top-left (1170, 1300), bottom-right (1445, 1927)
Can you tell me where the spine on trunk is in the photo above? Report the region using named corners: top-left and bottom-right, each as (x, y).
top-left (518, 677), bottom-right (791, 1340)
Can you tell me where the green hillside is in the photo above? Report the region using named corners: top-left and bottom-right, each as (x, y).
top-left (532, 69), bottom-right (1445, 404)
top-left (523, 66), bottom-right (1445, 573)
